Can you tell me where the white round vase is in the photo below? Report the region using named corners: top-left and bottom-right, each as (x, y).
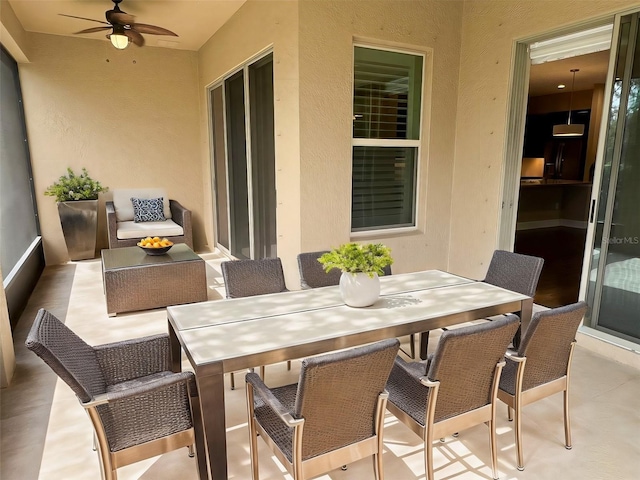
top-left (339, 272), bottom-right (380, 307)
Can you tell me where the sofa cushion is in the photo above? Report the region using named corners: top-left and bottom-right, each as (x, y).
top-left (131, 197), bottom-right (166, 223)
top-left (116, 220), bottom-right (184, 240)
top-left (113, 189), bottom-right (172, 222)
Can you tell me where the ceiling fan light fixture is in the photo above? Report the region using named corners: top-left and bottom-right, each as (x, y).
top-left (110, 32), bottom-right (129, 49)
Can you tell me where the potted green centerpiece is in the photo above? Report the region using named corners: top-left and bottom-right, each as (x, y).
top-left (319, 242), bottom-right (393, 307)
top-left (45, 168), bottom-right (108, 261)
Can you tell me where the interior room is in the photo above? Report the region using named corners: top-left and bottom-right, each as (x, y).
top-left (515, 46), bottom-right (610, 308)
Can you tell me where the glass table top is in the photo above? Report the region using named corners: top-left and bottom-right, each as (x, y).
top-left (101, 244), bottom-right (201, 270)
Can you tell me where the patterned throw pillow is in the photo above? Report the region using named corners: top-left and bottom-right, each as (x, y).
top-left (131, 197), bottom-right (166, 223)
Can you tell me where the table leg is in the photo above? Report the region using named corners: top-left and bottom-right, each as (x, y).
top-left (168, 320), bottom-right (182, 373)
top-left (419, 331), bottom-right (430, 360)
top-left (196, 368), bottom-right (228, 480)
top-left (519, 297), bottom-right (534, 337)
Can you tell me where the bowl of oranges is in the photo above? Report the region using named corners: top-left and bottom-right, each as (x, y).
top-left (137, 237), bottom-right (174, 255)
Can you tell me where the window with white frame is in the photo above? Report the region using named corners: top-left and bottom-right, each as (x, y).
top-left (351, 45), bottom-right (423, 232)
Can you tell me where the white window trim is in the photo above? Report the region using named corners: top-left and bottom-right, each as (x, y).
top-left (350, 44), bottom-right (426, 235)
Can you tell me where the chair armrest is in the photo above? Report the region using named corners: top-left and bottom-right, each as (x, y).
top-left (505, 349), bottom-right (526, 363)
top-left (246, 373), bottom-right (302, 426)
top-left (95, 334), bottom-right (171, 385)
top-left (169, 199), bottom-right (193, 249)
top-left (169, 200), bottom-right (189, 228)
top-left (106, 201), bottom-right (118, 248)
top-left (82, 371), bottom-right (194, 406)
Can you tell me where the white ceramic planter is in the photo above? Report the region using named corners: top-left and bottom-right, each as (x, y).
top-left (339, 272), bottom-right (380, 307)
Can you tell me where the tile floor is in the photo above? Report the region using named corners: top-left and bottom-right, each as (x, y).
top-left (2, 251), bottom-right (640, 480)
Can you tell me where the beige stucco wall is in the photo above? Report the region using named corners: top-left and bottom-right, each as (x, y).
top-left (450, 0), bottom-right (640, 279)
top-left (197, 0), bottom-right (301, 286)
top-left (298, 0), bottom-right (464, 274)
top-left (18, 33), bottom-right (203, 265)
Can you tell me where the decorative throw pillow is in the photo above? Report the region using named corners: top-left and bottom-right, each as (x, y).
top-left (131, 197), bottom-right (166, 223)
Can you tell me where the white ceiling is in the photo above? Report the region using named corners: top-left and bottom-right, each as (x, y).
top-left (8, 0), bottom-right (247, 51)
top-left (528, 50), bottom-right (610, 97)
top-left (7, 1), bottom-right (611, 94)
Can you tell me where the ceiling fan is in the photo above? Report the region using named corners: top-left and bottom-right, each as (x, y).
top-left (59, 0), bottom-right (178, 49)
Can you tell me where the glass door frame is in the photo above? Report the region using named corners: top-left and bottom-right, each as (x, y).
top-left (207, 48), bottom-right (274, 259)
top-left (579, 9), bottom-right (640, 346)
top-left (499, 7), bottom-right (640, 351)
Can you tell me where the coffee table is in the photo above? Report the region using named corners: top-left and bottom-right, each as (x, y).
top-left (101, 244), bottom-right (207, 316)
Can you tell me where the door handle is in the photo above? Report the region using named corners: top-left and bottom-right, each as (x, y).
top-left (589, 199), bottom-right (596, 223)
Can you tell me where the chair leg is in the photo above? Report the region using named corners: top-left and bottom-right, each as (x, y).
top-left (246, 386), bottom-right (260, 480)
top-left (563, 389), bottom-right (572, 449)
top-left (507, 404), bottom-right (513, 421)
top-left (514, 397), bottom-right (524, 471)
top-left (188, 444), bottom-right (195, 457)
top-left (372, 451), bottom-right (384, 480)
top-left (409, 334), bottom-right (415, 359)
top-left (489, 418), bottom-right (499, 480)
top-left (425, 440), bottom-right (434, 480)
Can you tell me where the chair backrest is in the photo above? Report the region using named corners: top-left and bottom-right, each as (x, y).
top-left (297, 251), bottom-right (392, 289)
top-left (112, 188), bottom-right (172, 222)
top-left (297, 251), bottom-right (342, 289)
top-left (483, 250), bottom-right (544, 297)
top-left (517, 301), bottom-right (588, 391)
top-left (25, 309), bottom-right (106, 402)
top-left (221, 257), bottom-right (287, 298)
top-left (294, 338), bottom-right (399, 460)
top-left (427, 315), bottom-right (519, 422)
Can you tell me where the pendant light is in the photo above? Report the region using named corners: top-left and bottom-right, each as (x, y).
top-left (553, 69), bottom-right (585, 137)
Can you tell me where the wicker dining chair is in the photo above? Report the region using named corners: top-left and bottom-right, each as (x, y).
top-left (385, 315), bottom-right (520, 480)
top-left (221, 257), bottom-right (289, 389)
top-left (246, 338), bottom-right (400, 480)
top-left (297, 250), bottom-right (393, 289)
top-left (25, 309), bottom-right (205, 480)
top-left (297, 251), bottom-right (342, 289)
top-left (498, 301), bottom-right (588, 471)
top-left (419, 250), bottom-right (543, 359)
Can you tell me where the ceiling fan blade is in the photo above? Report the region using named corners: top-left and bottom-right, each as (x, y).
top-left (131, 23), bottom-right (178, 37)
top-left (107, 11), bottom-right (136, 25)
top-left (74, 26), bottom-right (112, 35)
top-left (124, 29), bottom-right (145, 47)
top-left (59, 14), bottom-right (110, 25)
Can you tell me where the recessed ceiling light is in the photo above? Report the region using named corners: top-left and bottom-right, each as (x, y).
top-left (558, 84), bottom-right (566, 89)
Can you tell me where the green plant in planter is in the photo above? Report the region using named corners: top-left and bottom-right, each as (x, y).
top-left (44, 168), bottom-right (108, 202)
top-left (318, 242), bottom-right (393, 277)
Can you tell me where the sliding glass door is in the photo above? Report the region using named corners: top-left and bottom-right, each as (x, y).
top-left (584, 12), bottom-right (640, 343)
top-left (209, 52), bottom-right (276, 260)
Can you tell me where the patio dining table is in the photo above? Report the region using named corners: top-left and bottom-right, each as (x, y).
top-left (167, 270), bottom-right (532, 480)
